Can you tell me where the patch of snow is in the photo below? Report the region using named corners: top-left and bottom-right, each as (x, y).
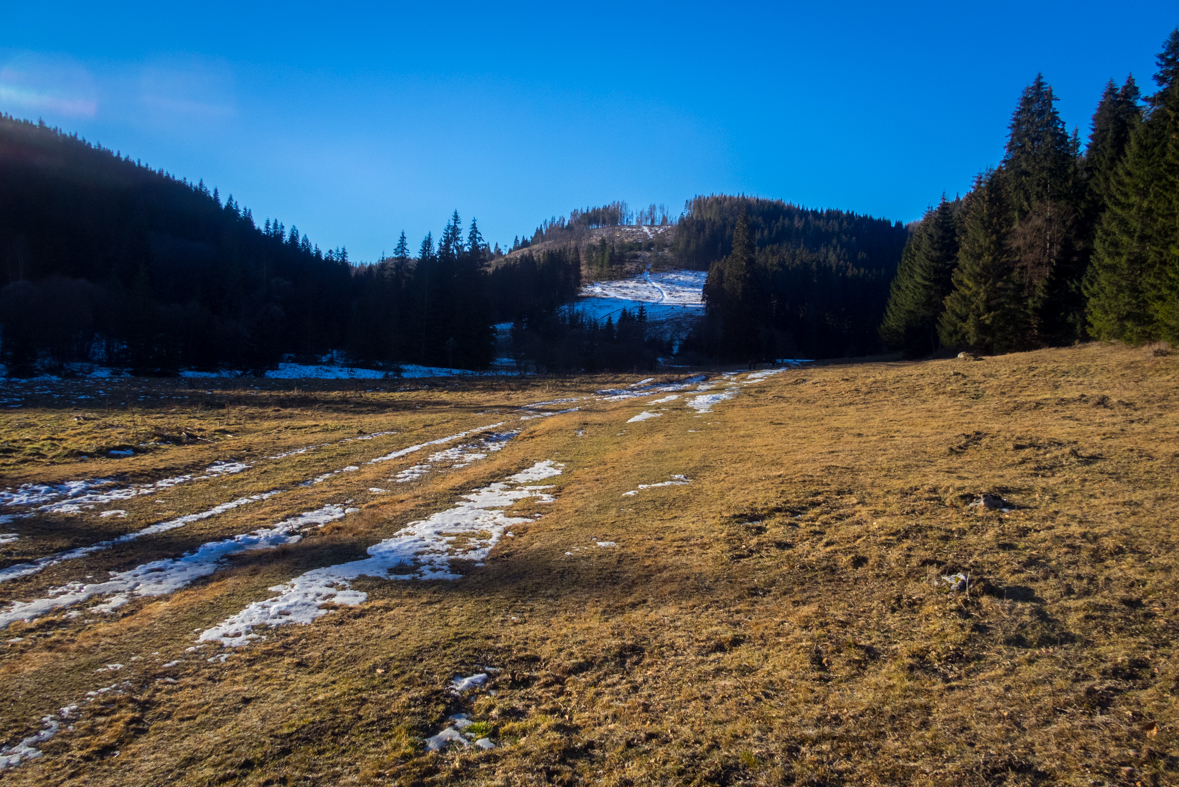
top-left (622, 475), bottom-right (690, 497)
top-left (393, 465), bottom-right (431, 483)
top-left (2, 461), bottom-right (253, 516)
top-left (519, 407), bottom-right (580, 421)
top-left (200, 461), bottom-right (563, 647)
top-left (626, 411), bottom-right (661, 423)
top-left (367, 423), bottom-right (505, 465)
top-left (0, 503), bottom-right (354, 628)
top-left (98, 510), bottom-right (126, 519)
top-left (0, 716), bottom-right (59, 770)
top-left (108, 449), bottom-right (133, 458)
top-left (450, 673), bottom-right (488, 693)
top-left (0, 492), bottom-right (281, 585)
top-left (687, 388), bottom-right (739, 414)
top-left (650, 395), bottom-right (679, 404)
top-left (521, 397), bottom-right (579, 410)
top-left (0, 533), bottom-right (17, 545)
top-left (425, 726), bottom-right (468, 752)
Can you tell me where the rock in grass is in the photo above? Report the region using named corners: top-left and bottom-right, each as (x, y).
top-left (969, 494), bottom-right (1013, 511)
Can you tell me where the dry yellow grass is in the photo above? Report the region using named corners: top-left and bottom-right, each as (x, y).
top-left (0, 342), bottom-right (1176, 786)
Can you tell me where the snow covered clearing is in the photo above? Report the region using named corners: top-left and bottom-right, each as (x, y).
top-left (626, 411), bottom-right (661, 423)
top-left (622, 475), bottom-right (690, 497)
top-left (200, 461), bottom-right (564, 647)
top-left (0, 492), bottom-right (281, 585)
top-left (0, 504), bottom-right (354, 628)
top-left (580, 270), bottom-right (705, 306)
top-left (245, 362), bottom-right (509, 380)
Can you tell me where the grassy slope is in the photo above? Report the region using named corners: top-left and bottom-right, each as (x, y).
top-left (0, 343), bottom-right (1176, 786)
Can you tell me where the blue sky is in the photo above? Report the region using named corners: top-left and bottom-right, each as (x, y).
top-left (2, 2), bottom-right (1175, 262)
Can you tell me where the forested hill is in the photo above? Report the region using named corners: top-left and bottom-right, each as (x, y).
top-left (682, 196), bottom-right (910, 360)
top-left (0, 114), bottom-right (355, 373)
top-left (672, 195), bottom-right (908, 273)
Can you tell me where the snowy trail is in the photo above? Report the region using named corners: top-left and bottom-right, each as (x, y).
top-left (643, 268), bottom-right (667, 304)
top-left (201, 461), bottom-right (564, 647)
top-left (0, 492), bottom-right (282, 584)
top-left (0, 504), bottom-right (356, 628)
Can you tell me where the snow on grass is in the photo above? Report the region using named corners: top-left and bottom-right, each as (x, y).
top-left (366, 423), bottom-right (505, 465)
top-left (0, 533), bottom-right (18, 545)
top-left (621, 475), bottom-right (690, 497)
top-left (99, 510), bottom-right (126, 518)
top-left (393, 465), bottom-right (431, 484)
top-left (0, 503), bottom-right (353, 628)
top-left (521, 397), bottom-right (580, 410)
top-left (686, 388), bottom-right (739, 414)
top-left (425, 712), bottom-right (496, 752)
top-left (200, 461), bottom-right (564, 647)
top-left (743, 369), bottom-right (787, 384)
top-left (650, 395), bottom-right (679, 404)
top-left (0, 716), bottom-right (59, 770)
top-left (449, 673), bottom-right (488, 693)
top-left (264, 429), bottom-right (397, 461)
top-left (0, 492), bottom-right (281, 585)
top-left (392, 430), bottom-right (518, 484)
top-left (0, 461), bottom-right (254, 515)
top-left (626, 411), bottom-right (661, 423)
top-left (597, 375), bottom-right (706, 402)
top-left (519, 407), bottom-right (580, 421)
top-left (425, 726), bottom-right (469, 752)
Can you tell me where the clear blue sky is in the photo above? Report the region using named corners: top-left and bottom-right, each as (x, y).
top-left (2, 2), bottom-right (1175, 262)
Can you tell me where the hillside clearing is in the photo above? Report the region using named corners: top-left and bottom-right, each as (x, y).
top-left (0, 343), bottom-right (1176, 785)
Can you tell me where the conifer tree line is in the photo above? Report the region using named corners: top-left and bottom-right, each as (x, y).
top-left (0, 115), bottom-right (669, 374)
top-left (881, 28), bottom-right (1179, 356)
top-left (686, 195), bottom-right (910, 360)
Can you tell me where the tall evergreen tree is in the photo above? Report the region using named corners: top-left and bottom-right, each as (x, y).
top-left (1001, 74), bottom-right (1085, 343)
top-left (1003, 74), bottom-right (1075, 214)
top-left (1085, 77), bottom-right (1142, 215)
top-left (393, 231), bottom-right (409, 262)
top-left (704, 210), bottom-right (762, 359)
top-left (879, 196), bottom-right (959, 354)
top-left (939, 170), bottom-right (1026, 353)
top-left (1086, 28), bottom-right (1179, 342)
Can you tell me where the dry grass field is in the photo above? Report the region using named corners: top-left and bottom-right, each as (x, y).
top-left (0, 342), bottom-right (1175, 786)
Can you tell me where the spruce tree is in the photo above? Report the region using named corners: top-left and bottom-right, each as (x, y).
top-left (704, 210), bottom-right (761, 360)
top-left (1001, 74), bottom-right (1085, 344)
top-left (879, 196), bottom-right (959, 354)
top-left (1085, 77), bottom-right (1142, 216)
top-left (1086, 29), bottom-right (1179, 342)
top-left (939, 170), bottom-right (1026, 353)
top-left (1004, 75), bottom-right (1075, 214)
